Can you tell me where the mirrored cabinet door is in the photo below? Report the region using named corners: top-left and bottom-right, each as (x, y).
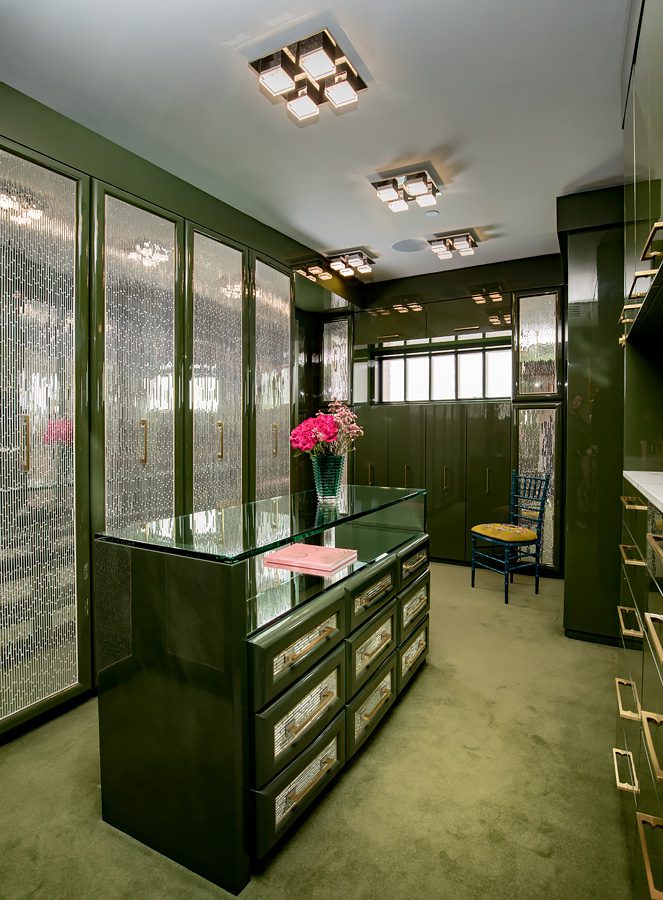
top-left (190, 231), bottom-right (243, 510)
top-left (0, 147), bottom-right (88, 728)
top-left (254, 260), bottom-right (291, 501)
top-left (103, 195), bottom-right (176, 528)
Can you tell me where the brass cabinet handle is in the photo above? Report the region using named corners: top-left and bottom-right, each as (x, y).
top-left (360, 686), bottom-right (391, 723)
top-left (642, 710), bottom-right (663, 781)
top-left (641, 220), bottom-right (663, 261)
top-left (284, 754), bottom-right (335, 812)
top-left (612, 747), bottom-right (639, 793)
top-left (617, 605), bottom-right (644, 639)
top-left (403, 549), bottom-right (428, 575)
top-left (443, 465), bottom-right (448, 492)
top-left (272, 423), bottom-right (278, 457)
top-left (619, 543), bottom-right (646, 567)
top-left (359, 629), bottom-right (391, 664)
top-left (646, 613), bottom-right (663, 667)
top-left (284, 625), bottom-right (335, 666)
top-left (20, 414), bottom-right (30, 472)
top-left (368, 463), bottom-right (374, 486)
top-left (614, 677), bottom-right (641, 721)
top-left (485, 467), bottom-right (490, 495)
top-left (620, 495), bottom-right (647, 511)
top-left (217, 421), bottom-right (224, 459)
top-left (139, 419), bottom-right (148, 466)
top-left (284, 688), bottom-right (335, 740)
top-left (403, 588), bottom-right (428, 628)
top-left (648, 533), bottom-right (663, 565)
top-left (637, 813), bottom-right (663, 899)
top-left (404, 464), bottom-right (410, 488)
top-left (354, 575), bottom-right (392, 613)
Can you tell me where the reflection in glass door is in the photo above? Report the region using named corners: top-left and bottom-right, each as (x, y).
top-left (191, 232), bottom-right (243, 510)
top-left (0, 148), bottom-right (81, 724)
top-left (104, 196), bottom-right (176, 527)
top-left (254, 261), bottom-right (291, 501)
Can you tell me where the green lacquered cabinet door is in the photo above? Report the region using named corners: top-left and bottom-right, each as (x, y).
top-left (387, 406), bottom-right (425, 489)
top-left (426, 403), bottom-right (467, 561)
top-left (354, 309), bottom-right (426, 345)
top-left (353, 405), bottom-right (389, 486)
top-left (465, 402), bottom-right (512, 557)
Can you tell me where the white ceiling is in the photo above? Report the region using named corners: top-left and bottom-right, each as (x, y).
top-left (0, 0), bottom-right (629, 282)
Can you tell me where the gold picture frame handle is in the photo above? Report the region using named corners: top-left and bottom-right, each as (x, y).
top-left (642, 710), bottom-right (663, 781)
top-left (284, 625), bottom-right (335, 666)
top-left (272, 423), bottom-right (278, 457)
top-left (612, 747), bottom-right (639, 793)
top-left (646, 613), bottom-right (663, 667)
top-left (617, 605), bottom-right (644, 640)
top-left (217, 421), bottom-right (224, 460)
top-left (640, 219), bottom-right (663, 261)
top-left (284, 754), bottom-right (335, 811)
top-left (619, 543), bottom-right (646, 567)
top-left (637, 813), bottom-right (663, 900)
top-left (20, 414), bottom-right (30, 472)
top-left (615, 677), bottom-right (641, 721)
top-left (361, 686), bottom-right (391, 723)
top-left (139, 419), bottom-right (148, 466)
top-left (284, 688), bottom-right (335, 739)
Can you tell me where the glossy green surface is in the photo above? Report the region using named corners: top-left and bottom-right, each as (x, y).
top-left (352, 405), bottom-right (390, 486)
top-left (387, 406), bottom-right (426, 490)
top-left (426, 403), bottom-right (467, 561)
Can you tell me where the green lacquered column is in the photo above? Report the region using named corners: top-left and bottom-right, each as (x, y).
top-left (426, 403), bottom-right (467, 561)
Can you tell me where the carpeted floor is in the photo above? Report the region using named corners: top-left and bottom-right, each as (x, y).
top-left (0, 563), bottom-right (631, 899)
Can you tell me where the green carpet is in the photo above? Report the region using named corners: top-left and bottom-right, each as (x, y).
top-left (0, 563), bottom-right (631, 899)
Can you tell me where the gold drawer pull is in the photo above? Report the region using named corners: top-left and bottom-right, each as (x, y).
top-left (272, 423), bottom-right (278, 457)
top-left (620, 543), bottom-right (646, 566)
top-left (284, 754), bottom-right (335, 811)
top-left (648, 533), bottom-right (663, 565)
top-left (642, 710), bottom-right (663, 781)
top-left (641, 220), bottom-right (663, 261)
top-left (355, 575), bottom-right (392, 613)
top-left (360, 630), bottom-right (391, 664)
top-left (646, 613), bottom-right (663, 666)
top-left (402, 632), bottom-right (427, 674)
top-left (217, 421), bottom-right (224, 459)
top-left (139, 418), bottom-right (148, 466)
top-left (403, 588), bottom-right (428, 627)
top-left (621, 495), bottom-right (647, 511)
top-left (403, 549), bottom-right (427, 576)
top-left (284, 625), bottom-right (335, 666)
top-left (20, 414), bottom-right (31, 472)
top-left (618, 605), bottom-right (643, 639)
top-left (443, 465), bottom-right (448, 492)
top-left (284, 688), bottom-right (335, 739)
top-left (615, 677), bottom-right (641, 721)
top-left (361, 686), bottom-right (391, 723)
top-left (637, 813), bottom-right (663, 900)
top-left (612, 747), bottom-right (639, 793)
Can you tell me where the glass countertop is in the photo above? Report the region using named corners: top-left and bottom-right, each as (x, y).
top-left (96, 485), bottom-right (426, 563)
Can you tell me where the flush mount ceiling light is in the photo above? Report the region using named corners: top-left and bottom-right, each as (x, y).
top-left (250, 30), bottom-right (367, 125)
top-left (472, 294), bottom-right (486, 305)
top-left (428, 233), bottom-right (478, 262)
top-left (373, 169), bottom-right (442, 212)
top-left (295, 250), bottom-right (375, 284)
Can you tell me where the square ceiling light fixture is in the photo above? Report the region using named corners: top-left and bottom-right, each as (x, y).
top-left (250, 30), bottom-right (367, 124)
top-left (373, 170), bottom-right (441, 211)
top-left (295, 250), bottom-right (375, 283)
top-left (428, 232), bottom-right (478, 261)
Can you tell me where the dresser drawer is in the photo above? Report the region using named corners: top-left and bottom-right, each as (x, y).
top-left (621, 491), bottom-right (648, 559)
top-left (397, 615), bottom-right (429, 693)
top-left (253, 712), bottom-right (345, 859)
top-left (396, 571), bottom-right (430, 644)
top-left (634, 809), bottom-right (663, 900)
top-left (397, 534), bottom-right (429, 587)
top-left (620, 547), bottom-right (648, 615)
top-left (249, 587), bottom-right (346, 711)
top-left (252, 644), bottom-right (345, 789)
top-left (345, 652), bottom-right (397, 761)
top-left (344, 555), bottom-right (398, 632)
top-left (345, 599), bottom-right (397, 698)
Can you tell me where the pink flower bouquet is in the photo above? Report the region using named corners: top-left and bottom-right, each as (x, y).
top-left (290, 401), bottom-right (363, 457)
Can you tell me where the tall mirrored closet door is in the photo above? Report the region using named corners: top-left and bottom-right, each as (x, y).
top-left (0, 146), bottom-right (89, 729)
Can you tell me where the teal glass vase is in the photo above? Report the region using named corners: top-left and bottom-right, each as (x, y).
top-left (311, 454), bottom-right (345, 505)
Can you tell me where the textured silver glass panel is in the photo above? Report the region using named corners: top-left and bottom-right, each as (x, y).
top-left (0, 149), bottom-right (79, 721)
top-left (273, 669), bottom-right (337, 758)
top-left (272, 613), bottom-right (338, 678)
top-left (517, 293), bottom-right (558, 395)
top-left (516, 407), bottom-right (558, 566)
top-left (322, 318), bottom-right (349, 402)
top-left (401, 627), bottom-right (427, 676)
top-left (274, 736), bottom-right (337, 828)
top-left (254, 261), bottom-right (291, 501)
top-left (104, 197), bottom-right (175, 528)
top-left (355, 619), bottom-right (392, 676)
top-left (354, 671), bottom-right (392, 740)
top-left (192, 233), bottom-right (243, 510)
top-left (402, 584), bottom-right (428, 629)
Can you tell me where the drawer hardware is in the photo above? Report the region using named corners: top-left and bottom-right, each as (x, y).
top-left (272, 423), bottom-right (278, 457)
top-left (640, 220), bottom-right (663, 261)
top-left (612, 747), bottom-right (639, 793)
top-left (284, 688), bottom-right (335, 741)
top-left (139, 418), bottom-right (148, 466)
top-left (443, 465), bottom-right (448, 492)
top-left (619, 543), bottom-right (646, 567)
top-left (354, 575), bottom-right (392, 614)
top-left (403, 586), bottom-right (428, 629)
top-left (620, 495), bottom-right (647, 511)
top-left (648, 533), bottom-right (663, 565)
top-left (628, 268), bottom-right (658, 300)
top-left (646, 613), bottom-right (663, 667)
top-left (403, 549), bottom-right (427, 577)
top-left (359, 629), bottom-right (391, 666)
top-left (217, 421), bottom-right (224, 459)
top-left (20, 414), bottom-right (30, 472)
top-left (402, 629), bottom-right (427, 675)
top-left (360, 685), bottom-right (390, 723)
top-left (276, 746), bottom-right (337, 826)
top-left (617, 605), bottom-right (643, 640)
top-left (637, 813), bottom-right (663, 900)
top-left (272, 616), bottom-right (337, 678)
top-left (614, 677), bottom-right (641, 721)
top-left (619, 303), bottom-right (643, 325)
top-left (642, 711), bottom-right (663, 781)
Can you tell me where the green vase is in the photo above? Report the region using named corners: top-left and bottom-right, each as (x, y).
top-left (311, 455), bottom-right (345, 505)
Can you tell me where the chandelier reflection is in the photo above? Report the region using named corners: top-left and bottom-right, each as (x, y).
top-left (127, 239), bottom-right (171, 268)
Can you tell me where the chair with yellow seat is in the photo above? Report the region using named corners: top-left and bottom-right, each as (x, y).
top-left (470, 471), bottom-right (550, 604)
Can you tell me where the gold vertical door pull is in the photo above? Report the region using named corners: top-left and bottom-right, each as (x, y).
top-left (20, 414), bottom-right (30, 472)
top-left (139, 419), bottom-right (148, 466)
top-left (485, 467), bottom-right (490, 495)
top-left (404, 464), bottom-right (410, 488)
top-left (368, 463), bottom-right (374, 486)
top-left (272, 423), bottom-right (278, 457)
top-left (217, 421), bottom-right (224, 459)
top-left (443, 465), bottom-right (448, 492)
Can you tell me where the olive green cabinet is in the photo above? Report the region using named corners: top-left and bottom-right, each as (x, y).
top-left (353, 405), bottom-right (389, 486)
top-left (426, 404), bottom-right (467, 561)
top-left (465, 402), bottom-right (512, 558)
top-left (388, 406), bottom-right (426, 489)
top-left (354, 309), bottom-right (427, 345)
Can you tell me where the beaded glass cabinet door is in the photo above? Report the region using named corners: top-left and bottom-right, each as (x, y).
top-left (254, 261), bottom-right (291, 501)
top-left (104, 196), bottom-right (176, 528)
top-left (0, 148), bottom-right (81, 724)
top-left (191, 232), bottom-right (243, 510)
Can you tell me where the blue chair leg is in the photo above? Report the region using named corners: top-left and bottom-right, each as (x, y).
top-left (504, 545), bottom-right (510, 604)
top-left (471, 535), bottom-right (476, 588)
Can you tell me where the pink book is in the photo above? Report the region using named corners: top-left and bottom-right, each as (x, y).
top-left (263, 543), bottom-right (358, 574)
